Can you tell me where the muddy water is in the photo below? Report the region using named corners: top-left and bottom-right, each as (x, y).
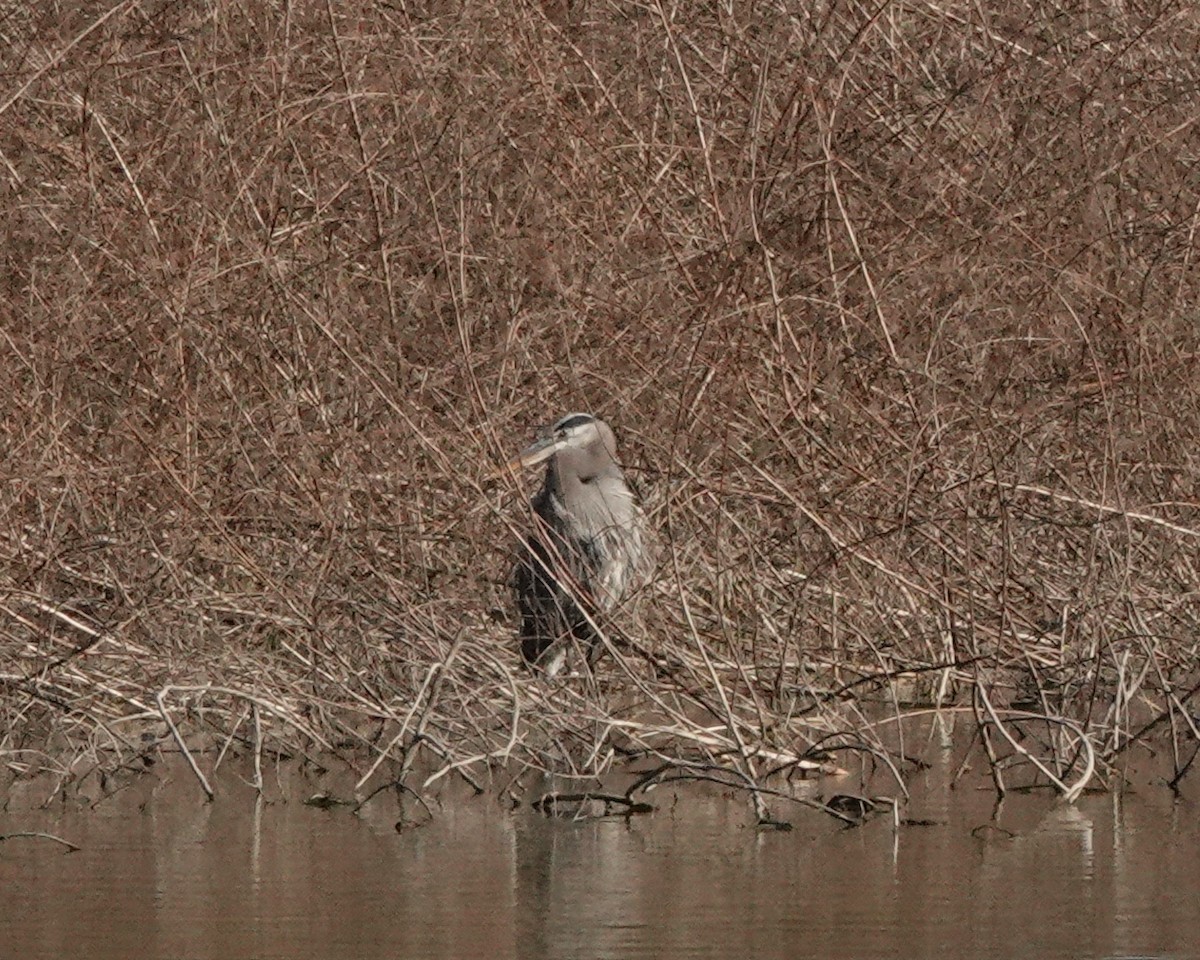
top-left (2, 745), bottom-right (1198, 960)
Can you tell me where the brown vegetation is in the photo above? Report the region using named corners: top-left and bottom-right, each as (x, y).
top-left (3, 0), bottom-right (1200, 816)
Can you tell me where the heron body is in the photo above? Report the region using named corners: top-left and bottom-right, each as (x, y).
top-left (507, 414), bottom-right (650, 674)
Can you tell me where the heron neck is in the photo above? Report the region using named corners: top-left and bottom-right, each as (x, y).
top-left (544, 461), bottom-right (630, 530)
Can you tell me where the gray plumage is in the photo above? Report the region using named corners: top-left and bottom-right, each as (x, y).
top-left (505, 413), bottom-right (651, 674)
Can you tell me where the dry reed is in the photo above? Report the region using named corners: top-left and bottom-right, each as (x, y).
top-left (2, 0), bottom-right (1200, 819)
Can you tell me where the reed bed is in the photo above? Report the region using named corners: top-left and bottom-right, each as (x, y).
top-left (2, 0), bottom-right (1200, 819)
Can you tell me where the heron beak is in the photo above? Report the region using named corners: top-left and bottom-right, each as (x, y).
top-left (490, 435), bottom-right (565, 479)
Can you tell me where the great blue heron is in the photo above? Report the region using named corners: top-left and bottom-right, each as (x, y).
top-left (501, 413), bottom-right (651, 674)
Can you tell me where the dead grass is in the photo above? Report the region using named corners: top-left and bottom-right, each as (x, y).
top-left (2, 0), bottom-right (1200, 815)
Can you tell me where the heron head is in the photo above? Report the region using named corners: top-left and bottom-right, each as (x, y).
top-left (501, 413), bottom-right (619, 475)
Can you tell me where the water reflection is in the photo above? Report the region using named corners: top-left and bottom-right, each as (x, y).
top-left (1, 757), bottom-right (1196, 960)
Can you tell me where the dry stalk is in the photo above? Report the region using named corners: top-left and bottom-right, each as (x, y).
top-left (2, 0), bottom-right (1199, 815)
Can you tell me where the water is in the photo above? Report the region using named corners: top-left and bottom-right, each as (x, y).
top-left (2, 747), bottom-right (1197, 959)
